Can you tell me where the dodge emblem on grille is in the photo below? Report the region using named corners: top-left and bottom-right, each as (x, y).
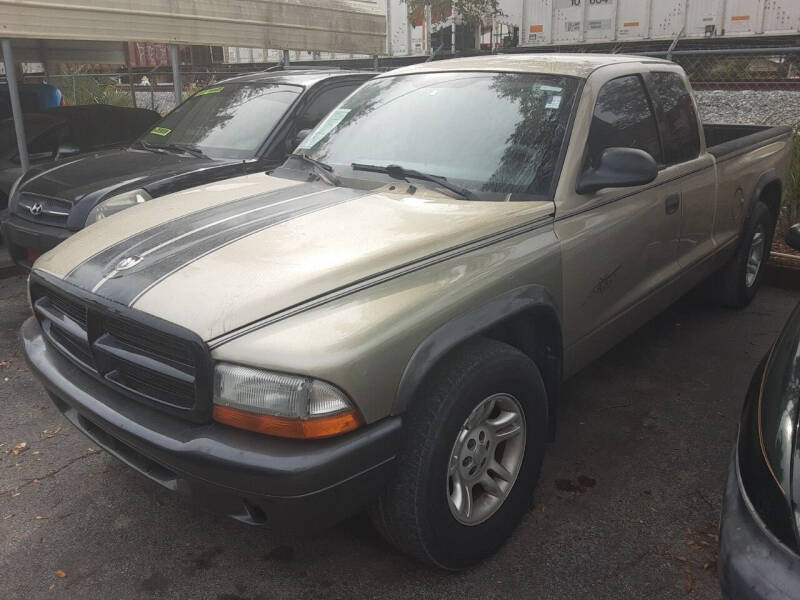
top-left (115, 255), bottom-right (143, 271)
top-left (29, 202), bottom-right (43, 216)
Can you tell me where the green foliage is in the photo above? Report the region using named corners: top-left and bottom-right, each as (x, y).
top-left (53, 69), bottom-right (134, 108)
top-left (781, 130), bottom-right (800, 226)
top-left (404, 0), bottom-right (502, 25)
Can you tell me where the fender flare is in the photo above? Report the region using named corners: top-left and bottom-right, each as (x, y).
top-left (392, 284), bottom-right (562, 421)
top-left (748, 169), bottom-right (781, 218)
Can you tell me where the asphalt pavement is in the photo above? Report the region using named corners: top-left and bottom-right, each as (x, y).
top-left (1, 273), bottom-right (797, 599)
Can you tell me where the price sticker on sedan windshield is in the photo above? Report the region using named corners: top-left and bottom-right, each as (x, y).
top-left (298, 108), bottom-right (351, 149)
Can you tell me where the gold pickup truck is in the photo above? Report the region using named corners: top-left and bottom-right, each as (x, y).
top-left (21, 54), bottom-right (794, 569)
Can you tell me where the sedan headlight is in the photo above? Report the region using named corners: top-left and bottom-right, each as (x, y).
top-left (85, 189), bottom-right (151, 225)
top-left (213, 363), bottom-right (362, 439)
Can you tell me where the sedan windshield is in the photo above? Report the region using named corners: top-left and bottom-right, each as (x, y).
top-left (139, 82), bottom-right (302, 159)
top-left (297, 72), bottom-right (579, 197)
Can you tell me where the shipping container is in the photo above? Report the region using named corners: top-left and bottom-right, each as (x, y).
top-left (519, 0), bottom-right (800, 47)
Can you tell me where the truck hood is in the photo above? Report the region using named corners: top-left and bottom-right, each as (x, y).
top-left (17, 147), bottom-right (237, 205)
top-left (34, 172), bottom-right (554, 342)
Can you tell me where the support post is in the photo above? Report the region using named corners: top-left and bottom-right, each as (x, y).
top-left (282, 49), bottom-right (290, 67)
top-left (169, 44), bottom-right (181, 107)
top-left (1, 39), bottom-right (28, 172)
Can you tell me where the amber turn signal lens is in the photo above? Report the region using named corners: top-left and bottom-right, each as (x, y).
top-left (213, 405), bottom-right (362, 439)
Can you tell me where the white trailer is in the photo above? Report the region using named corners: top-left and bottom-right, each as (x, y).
top-left (519, 0), bottom-right (800, 47)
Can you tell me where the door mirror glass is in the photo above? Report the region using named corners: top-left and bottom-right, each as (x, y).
top-left (785, 224), bottom-right (800, 252)
top-left (577, 147), bottom-right (658, 194)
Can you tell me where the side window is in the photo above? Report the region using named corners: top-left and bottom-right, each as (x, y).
top-left (296, 83), bottom-right (359, 130)
top-left (584, 75), bottom-right (662, 171)
top-left (649, 72), bottom-right (701, 165)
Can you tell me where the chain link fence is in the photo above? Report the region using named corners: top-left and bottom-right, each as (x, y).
top-left (24, 69), bottom-right (251, 115)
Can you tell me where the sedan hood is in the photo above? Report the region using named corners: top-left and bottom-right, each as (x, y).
top-left (34, 173), bottom-right (554, 342)
top-left (18, 147), bottom-right (234, 205)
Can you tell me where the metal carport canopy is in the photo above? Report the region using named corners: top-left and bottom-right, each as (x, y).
top-left (0, 0), bottom-right (386, 171)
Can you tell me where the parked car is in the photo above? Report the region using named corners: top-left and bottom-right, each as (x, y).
top-left (718, 223), bottom-right (800, 599)
top-left (0, 83), bottom-right (63, 119)
top-left (1, 69), bottom-right (374, 269)
top-left (0, 105), bottom-right (161, 207)
top-left (20, 55), bottom-right (793, 568)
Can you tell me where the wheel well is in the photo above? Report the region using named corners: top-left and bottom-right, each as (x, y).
top-left (482, 307), bottom-right (563, 439)
top-left (758, 180), bottom-right (782, 226)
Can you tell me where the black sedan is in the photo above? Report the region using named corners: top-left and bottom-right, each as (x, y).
top-left (1, 69), bottom-right (373, 270)
top-left (0, 105), bottom-right (160, 206)
top-left (719, 224), bottom-right (800, 598)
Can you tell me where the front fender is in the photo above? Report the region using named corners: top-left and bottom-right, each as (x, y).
top-left (393, 285), bottom-right (561, 416)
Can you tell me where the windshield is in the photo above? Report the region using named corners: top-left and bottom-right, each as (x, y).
top-left (139, 82), bottom-right (302, 159)
top-left (297, 72), bottom-right (579, 197)
top-left (0, 115), bottom-right (61, 159)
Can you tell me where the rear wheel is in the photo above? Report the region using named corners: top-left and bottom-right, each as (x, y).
top-left (371, 338), bottom-right (548, 569)
top-left (718, 201), bottom-right (774, 309)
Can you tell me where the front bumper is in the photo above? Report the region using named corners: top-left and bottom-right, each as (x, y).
top-left (21, 317), bottom-right (401, 530)
top-left (718, 449), bottom-right (800, 599)
top-left (1, 214), bottom-right (73, 271)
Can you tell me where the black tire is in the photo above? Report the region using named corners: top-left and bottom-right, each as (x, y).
top-left (370, 337), bottom-right (548, 569)
top-left (718, 201), bottom-right (774, 309)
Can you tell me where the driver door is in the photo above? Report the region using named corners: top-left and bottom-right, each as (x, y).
top-left (556, 73), bottom-right (681, 374)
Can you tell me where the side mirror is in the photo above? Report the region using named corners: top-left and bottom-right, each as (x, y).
top-left (56, 143), bottom-right (80, 159)
top-left (294, 129), bottom-right (312, 147)
top-left (577, 147), bottom-right (658, 195)
top-left (785, 224), bottom-right (800, 252)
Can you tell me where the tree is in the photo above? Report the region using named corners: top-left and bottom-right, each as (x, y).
top-left (404, 0), bottom-right (503, 50)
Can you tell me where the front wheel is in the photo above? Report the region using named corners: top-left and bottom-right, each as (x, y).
top-left (370, 338), bottom-right (548, 569)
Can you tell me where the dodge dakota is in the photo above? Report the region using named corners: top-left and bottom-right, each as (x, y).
top-left (21, 54), bottom-right (793, 569)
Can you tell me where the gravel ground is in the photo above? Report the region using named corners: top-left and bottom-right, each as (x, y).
top-left (695, 90), bottom-right (800, 126)
top-left (1, 273), bottom-right (798, 599)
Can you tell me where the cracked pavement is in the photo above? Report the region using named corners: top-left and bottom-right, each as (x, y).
top-left (1, 272), bottom-right (797, 599)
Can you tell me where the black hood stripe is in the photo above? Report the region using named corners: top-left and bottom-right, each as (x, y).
top-left (66, 180), bottom-right (311, 289)
top-left (69, 183), bottom-right (364, 306)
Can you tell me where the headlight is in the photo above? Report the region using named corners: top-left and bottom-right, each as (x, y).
top-left (85, 189), bottom-right (151, 225)
top-left (7, 174), bottom-right (24, 204)
top-left (213, 363), bottom-right (362, 439)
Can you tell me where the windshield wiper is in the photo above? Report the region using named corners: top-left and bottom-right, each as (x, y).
top-left (159, 143), bottom-right (208, 158)
top-left (135, 140), bottom-right (168, 154)
top-left (350, 162), bottom-right (474, 200)
top-left (289, 153), bottom-right (340, 187)
top-left (135, 140), bottom-right (207, 158)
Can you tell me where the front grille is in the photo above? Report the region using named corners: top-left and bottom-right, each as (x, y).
top-left (30, 279), bottom-right (211, 421)
top-left (15, 192), bottom-right (72, 227)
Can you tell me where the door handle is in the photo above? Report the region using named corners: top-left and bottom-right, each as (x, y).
top-left (665, 194), bottom-right (680, 215)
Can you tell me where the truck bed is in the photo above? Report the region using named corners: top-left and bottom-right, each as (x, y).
top-left (704, 124), bottom-right (793, 159)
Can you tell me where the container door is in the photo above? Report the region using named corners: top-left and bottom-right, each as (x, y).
top-left (650, 0), bottom-right (687, 39)
top-left (724, 0), bottom-right (761, 36)
top-left (685, 0), bottom-right (724, 38)
top-left (585, 0), bottom-right (616, 42)
top-left (523, 0), bottom-right (553, 45)
top-left (616, 0), bottom-right (649, 40)
top-left (762, 0), bottom-right (800, 34)
top-left (552, 0), bottom-right (584, 43)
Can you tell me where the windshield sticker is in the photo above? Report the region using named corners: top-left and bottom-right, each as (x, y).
top-left (539, 85), bottom-right (563, 93)
top-left (196, 86), bottom-right (224, 96)
top-left (150, 127), bottom-right (172, 136)
top-left (297, 108), bottom-right (351, 150)
top-left (545, 95), bottom-right (562, 110)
